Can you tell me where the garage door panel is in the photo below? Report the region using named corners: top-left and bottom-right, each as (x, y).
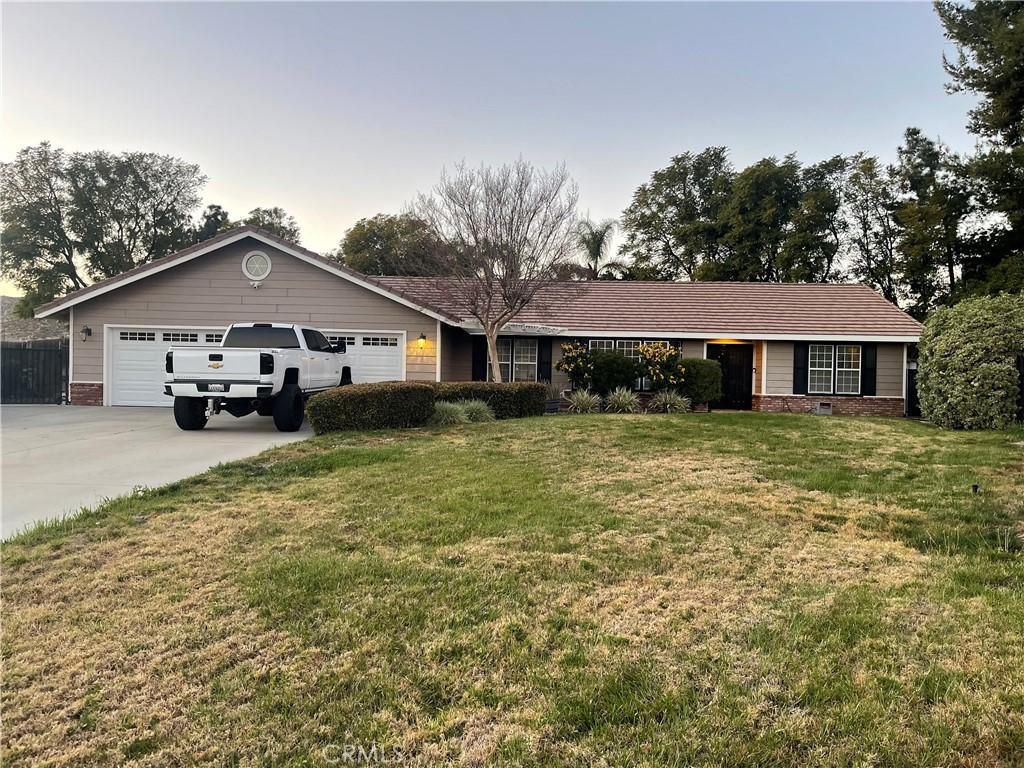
top-left (325, 332), bottom-right (404, 384)
top-left (110, 327), bottom-right (218, 406)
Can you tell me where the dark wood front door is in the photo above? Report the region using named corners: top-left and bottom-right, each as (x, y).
top-left (706, 343), bottom-right (754, 410)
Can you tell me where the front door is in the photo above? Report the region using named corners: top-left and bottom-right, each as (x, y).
top-left (706, 343), bottom-right (754, 410)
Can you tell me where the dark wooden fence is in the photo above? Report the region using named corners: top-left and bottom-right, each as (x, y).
top-left (1, 340), bottom-right (69, 404)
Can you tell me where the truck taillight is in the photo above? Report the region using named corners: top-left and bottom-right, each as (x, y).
top-left (165, 351), bottom-right (173, 373)
top-left (260, 353), bottom-right (274, 375)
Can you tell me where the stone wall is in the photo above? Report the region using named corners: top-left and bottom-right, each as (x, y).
top-left (751, 394), bottom-right (905, 417)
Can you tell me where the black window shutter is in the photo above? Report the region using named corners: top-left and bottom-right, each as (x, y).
top-left (537, 338), bottom-right (552, 383)
top-left (861, 343), bottom-right (877, 396)
top-left (471, 337), bottom-right (488, 381)
top-left (793, 342), bottom-right (809, 395)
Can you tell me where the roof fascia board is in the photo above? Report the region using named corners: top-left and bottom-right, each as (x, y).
top-left (459, 325), bottom-right (919, 342)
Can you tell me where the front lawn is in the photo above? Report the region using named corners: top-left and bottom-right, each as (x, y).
top-left (3, 413), bottom-right (1023, 766)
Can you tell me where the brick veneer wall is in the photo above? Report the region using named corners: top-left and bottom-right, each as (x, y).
top-left (70, 383), bottom-right (103, 406)
top-left (752, 394), bottom-right (905, 417)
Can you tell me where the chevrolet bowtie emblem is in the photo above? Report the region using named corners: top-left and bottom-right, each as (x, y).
top-left (208, 362), bottom-right (224, 369)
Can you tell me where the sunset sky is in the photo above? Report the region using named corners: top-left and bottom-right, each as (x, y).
top-left (1, 1), bottom-right (976, 296)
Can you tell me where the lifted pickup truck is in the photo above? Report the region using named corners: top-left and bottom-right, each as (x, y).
top-left (164, 322), bottom-right (351, 432)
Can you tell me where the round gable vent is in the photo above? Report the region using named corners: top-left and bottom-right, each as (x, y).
top-left (242, 251), bottom-right (272, 281)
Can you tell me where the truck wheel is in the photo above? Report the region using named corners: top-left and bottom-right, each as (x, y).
top-left (273, 385), bottom-right (304, 432)
top-left (173, 397), bottom-right (208, 430)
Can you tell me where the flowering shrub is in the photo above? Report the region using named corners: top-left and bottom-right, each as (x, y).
top-left (637, 344), bottom-right (686, 391)
top-left (555, 343), bottom-right (593, 389)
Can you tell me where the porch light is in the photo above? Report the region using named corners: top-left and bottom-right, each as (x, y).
top-left (79, 325), bottom-right (92, 342)
top-left (417, 333), bottom-right (427, 349)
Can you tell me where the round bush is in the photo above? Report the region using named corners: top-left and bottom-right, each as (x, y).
top-left (604, 386), bottom-right (641, 413)
top-left (918, 293), bottom-right (1024, 429)
top-left (307, 382), bottom-right (435, 434)
top-left (457, 399), bottom-right (495, 422)
top-left (678, 358), bottom-right (723, 407)
top-left (589, 351), bottom-right (641, 396)
top-left (431, 401), bottom-right (470, 426)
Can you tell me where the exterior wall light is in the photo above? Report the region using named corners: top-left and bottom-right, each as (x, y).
top-left (79, 325), bottom-right (92, 341)
top-left (417, 333), bottom-right (427, 349)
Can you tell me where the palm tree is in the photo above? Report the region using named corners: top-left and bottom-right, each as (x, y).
top-left (576, 218), bottom-right (627, 279)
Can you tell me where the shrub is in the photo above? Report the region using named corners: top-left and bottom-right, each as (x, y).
top-left (637, 344), bottom-right (686, 391)
top-left (589, 350), bottom-right (641, 395)
top-left (918, 293), bottom-right (1024, 429)
top-left (431, 401), bottom-right (469, 426)
top-left (566, 389), bottom-right (601, 414)
top-left (307, 382), bottom-right (434, 434)
top-left (648, 389), bottom-right (692, 413)
top-left (678, 358), bottom-right (722, 406)
top-left (457, 399), bottom-right (496, 422)
top-left (604, 386), bottom-right (641, 413)
top-left (429, 382), bottom-right (546, 419)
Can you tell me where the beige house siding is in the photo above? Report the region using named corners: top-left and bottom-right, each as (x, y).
top-left (876, 343), bottom-right (905, 397)
top-left (765, 341), bottom-right (795, 394)
top-left (764, 341), bottom-right (904, 396)
top-left (680, 340), bottom-right (704, 359)
top-left (72, 237), bottom-right (438, 384)
top-left (440, 325), bottom-right (473, 381)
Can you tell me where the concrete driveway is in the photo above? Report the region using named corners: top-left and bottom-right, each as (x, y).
top-left (1, 405), bottom-right (311, 539)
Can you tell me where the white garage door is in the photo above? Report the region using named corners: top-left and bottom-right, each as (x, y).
top-left (110, 328), bottom-right (224, 406)
top-left (325, 333), bottom-right (404, 383)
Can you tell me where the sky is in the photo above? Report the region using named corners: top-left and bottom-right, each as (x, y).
top-left (1, 1), bottom-right (977, 296)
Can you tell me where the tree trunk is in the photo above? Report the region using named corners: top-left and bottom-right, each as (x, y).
top-left (485, 329), bottom-right (503, 383)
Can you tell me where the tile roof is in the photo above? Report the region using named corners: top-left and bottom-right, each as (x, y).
top-left (1, 296), bottom-right (68, 341)
top-left (374, 278), bottom-right (923, 338)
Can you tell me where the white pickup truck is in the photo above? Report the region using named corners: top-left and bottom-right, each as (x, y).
top-left (164, 322), bottom-right (351, 432)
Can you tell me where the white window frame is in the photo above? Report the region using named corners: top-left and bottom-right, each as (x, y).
top-left (835, 344), bottom-right (862, 395)
top-left (808, 344), bottom-right (834, 395)
top-left (488, 338), bottom-right (538, 382)
top-left (588, 339), bottom-right (615, 351)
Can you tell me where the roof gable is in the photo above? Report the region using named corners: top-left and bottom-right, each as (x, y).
top-left (33, 226), bottom-right (459, 323)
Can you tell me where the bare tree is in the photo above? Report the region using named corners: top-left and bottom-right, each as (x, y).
top-left (411, 159), bottom-right (579, 382)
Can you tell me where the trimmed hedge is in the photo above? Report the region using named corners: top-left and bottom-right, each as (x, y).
top-left (307, 382), bottom-right (435, 434)
top-left (918, 293), bottom-right (1024, 429)
top-left (678, 358), bottom-right (723, 406)
top-left (429, 382), bottom-right (546, 419)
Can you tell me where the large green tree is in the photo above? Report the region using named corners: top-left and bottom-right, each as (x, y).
top-left (892, 128), bottom-right (973, 316)
top-left (780, 156), bottom-right (849, 282)
top-left (620, 147), bottom-right (734, 280)
top-left (0, 142), bottom-right (206, 306)
top-left (336, 213), bottom-right (445, 275)
top-left (936, 0), bottom-right (1024, 293)
top-left (702, 155), bottom-right (803, 281)
top-left (844, 154), bottom-right (903, 304)
top-left (241, 206), bottom-right (301, 242)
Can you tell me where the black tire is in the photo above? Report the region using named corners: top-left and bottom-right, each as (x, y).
top-left (272, 385), bottom-right (304, 432)
top-left (173, 397), bottom-right (208, 430)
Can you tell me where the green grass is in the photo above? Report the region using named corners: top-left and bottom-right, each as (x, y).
top-left (3, 413), bottom-right (1023, 766)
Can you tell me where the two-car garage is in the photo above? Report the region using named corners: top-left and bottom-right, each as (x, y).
top-left (107, 326), bottom-right (406, 406)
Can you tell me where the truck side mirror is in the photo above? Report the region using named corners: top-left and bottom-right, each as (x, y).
top-left (332, 341), bottom-right (346, 354)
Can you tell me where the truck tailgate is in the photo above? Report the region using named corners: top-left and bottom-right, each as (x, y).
top-left (170, 347), bottom-right (262, 380)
